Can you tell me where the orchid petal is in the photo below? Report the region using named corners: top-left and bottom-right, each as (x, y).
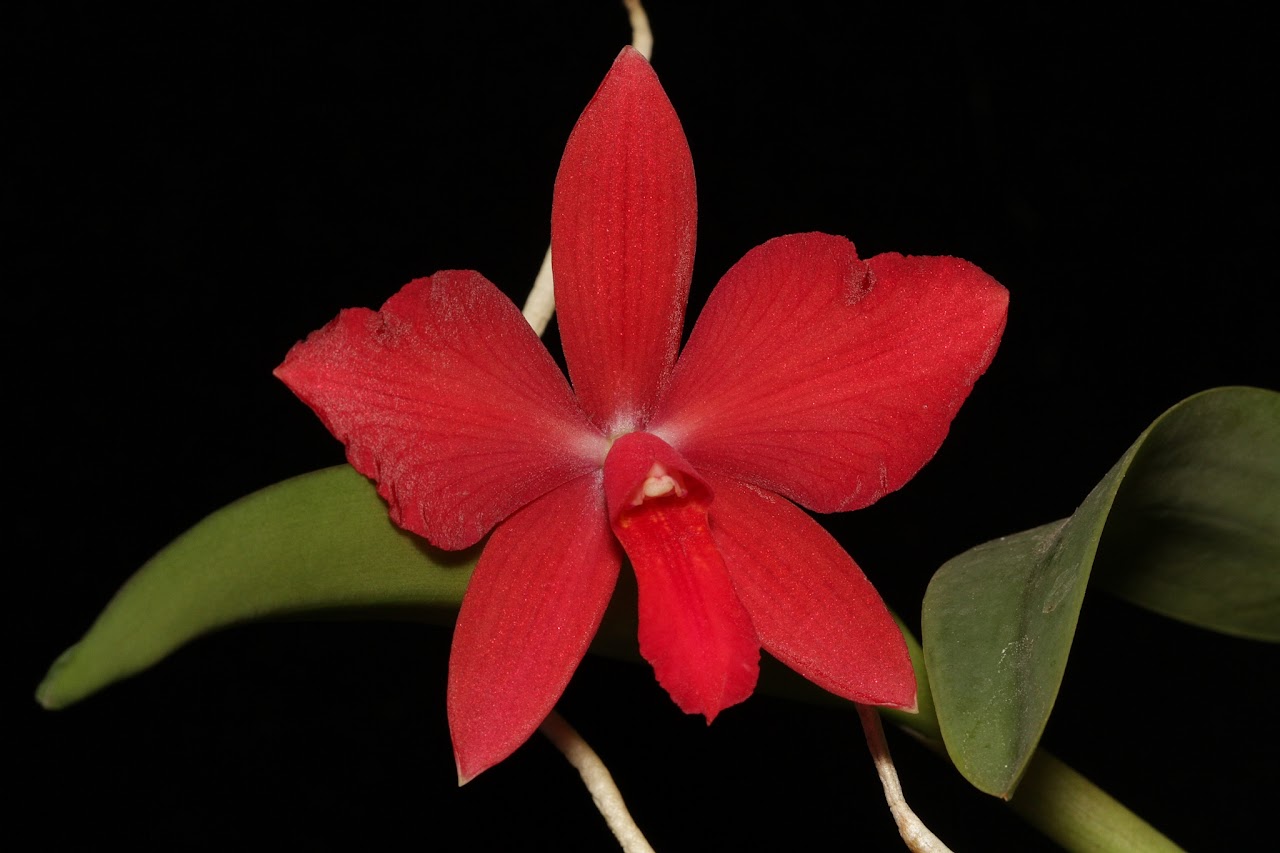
top-left (653, 233), bottom-right (1007, 513)
top-left (275, 272), bottom-right (602, 550)
top-left (552, 47), bottom-right (697, 432)
top-left (603, 432), bottom-right (759, 720)
top-left (706, 473), bottom-right (917, 710)
top-left (448, 473), bottom-right (621, 783)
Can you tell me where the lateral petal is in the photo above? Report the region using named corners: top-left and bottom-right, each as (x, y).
top-left (275, 272), bottom-right (603, 550)
top-left (652, 233), bottom-right (1008, 513)
top-left (706, 473), bottom-right (917, 710)
top-left (552, 47), bottom-right (697, 432)
top-left (448, 473), bottom-right (622, 783)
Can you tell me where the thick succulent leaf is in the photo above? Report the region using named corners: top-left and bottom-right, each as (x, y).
top-left (37, 465), bottom-right (478, 710)
top-left (1093, 387), bottom-right (1280, 640)
top-left (922, 386), bottom-right (1280, 798)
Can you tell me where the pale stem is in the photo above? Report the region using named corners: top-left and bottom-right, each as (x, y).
top-left (623, 0), bottom-right (654, 60)
top-left (857, 703), bottom-right (954, 853)
top-left (539, 711), bottom-right (656, 853)
top-left (522, 248), bottom-right (556, 336)
top-left (519, 0), bottom-right (654, 336)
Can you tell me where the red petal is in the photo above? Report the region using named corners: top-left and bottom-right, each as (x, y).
top-left (448, 474), bottom-right (621, 783)
top-left (275, 272), bottom-right (603, 550)
top-left (552, 47), bottom-right (697, 432)
top-left (706, 473), bottom-right (916, 709)
top-left (652, 233), bottom-right (1008, 513)
top-left (604, 432), bottom-right (759, 720)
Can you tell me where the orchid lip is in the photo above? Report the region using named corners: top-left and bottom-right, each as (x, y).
top-left (603, 431), bottom-right (759, 720)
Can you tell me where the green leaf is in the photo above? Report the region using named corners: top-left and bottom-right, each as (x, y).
top-left (1093, 388), bottom-right (1280, 640)
top-left (37, 465), bottom-right (478, 710)
top-left (35, 448), bottom-right (1190, 851)
top-left (921, 386), bottom-right (1280, 798)
top-left (38, 456), bottom-right (939, 743)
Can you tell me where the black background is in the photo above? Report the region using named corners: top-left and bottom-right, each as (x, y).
top-left (12, 2), bottom-right (1276, 849)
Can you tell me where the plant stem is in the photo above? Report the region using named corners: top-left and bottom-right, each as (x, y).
top-left (1007, 749), bottom-right (1185, 852)
top-left (622, 0), bottom-right (653, 59)
top-left (521, 248), bottom-right (556, 336)
top-left (857, 704), bottom-right (953, 852)
top-left (540, 711), bottom-right (656, 853)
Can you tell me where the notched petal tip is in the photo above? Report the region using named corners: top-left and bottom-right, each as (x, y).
top-left (654, 234), bottom-right (1009, 515)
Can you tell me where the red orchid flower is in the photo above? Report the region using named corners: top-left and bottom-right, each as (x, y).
top-left (275, 47), bottom-right (1008, 783)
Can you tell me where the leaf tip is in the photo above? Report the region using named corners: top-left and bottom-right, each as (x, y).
top-left (34, 645), bottom-right (80, 710)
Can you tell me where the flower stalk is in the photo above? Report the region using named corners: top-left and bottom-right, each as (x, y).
top-left (857, 703), bottom-right (953, 852)
top-left (539, 711), bottom-right (656, 853)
